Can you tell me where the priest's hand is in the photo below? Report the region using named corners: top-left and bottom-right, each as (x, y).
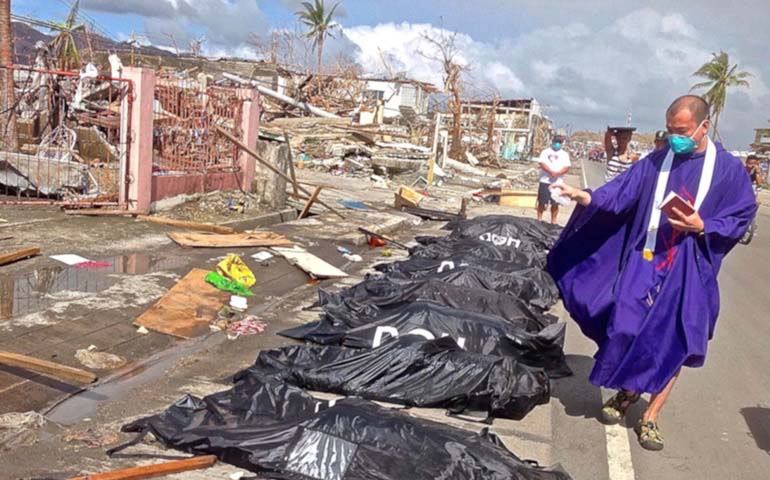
top-left (550, 183), bottom-right (591, 206)
top-left (668, 207), bottom-right (705, 233)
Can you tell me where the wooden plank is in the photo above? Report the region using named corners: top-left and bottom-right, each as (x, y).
top-left (272, 246), bottom-right (348, 279)
top-left (299, 186), bottom-right (323, 219)
top-left (136, 216), bottom-right (235, 234)
top-left (64, 209), bottom-right (142, 216)
top-left (134, 269), bottom-right (230, 339)
top-left (0, 351), bottom-right (97, 384)
top-left (67, 455), bottom-right (218, 480)
top-left (283, 130), bottom-right (300, 197)
top-left (215, 125), bottom-right (345, 219)
top-left (168, 231), bottom-right (293, 248)
top-left (0, 247), bottom-right (40, 266)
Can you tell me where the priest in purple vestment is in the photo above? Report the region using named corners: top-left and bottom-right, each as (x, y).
top-left (546, 95), bottom-right (757, 451)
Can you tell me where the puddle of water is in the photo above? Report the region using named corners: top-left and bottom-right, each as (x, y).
top-left (46, 334), bottom-right (222, 425)
top-left (0, 253), bottom-right (189, 320)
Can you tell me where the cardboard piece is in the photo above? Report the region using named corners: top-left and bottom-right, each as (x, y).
top-left (134, 269), bottom-right (229, 339)
top-left (272, 246), bottom-right (348, 279)
top-left (168, 232), bottom-right (293, 248)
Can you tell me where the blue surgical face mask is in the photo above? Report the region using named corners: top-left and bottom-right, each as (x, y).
top-left (668, 120), bottom-right (706, 154)
top-left (552, 142), bottom-right (562, 151)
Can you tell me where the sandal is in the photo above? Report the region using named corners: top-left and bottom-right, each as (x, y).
top-left (635, 420), bottom-right (664, 451)
top-left (601, 390), bottom-right (640, 425)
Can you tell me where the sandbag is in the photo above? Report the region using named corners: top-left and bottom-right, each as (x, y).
top-left (317, 276), bottom-right (557, 333)
top-left (119, 373), bottom-right (572, 480)
top-left (252, 336), bottom-right (550, 420)
top-left (280, 301), bottom-right (572, 378)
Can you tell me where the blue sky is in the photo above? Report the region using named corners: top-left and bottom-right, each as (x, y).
top-left (17, 0), bottom-right (770, 148)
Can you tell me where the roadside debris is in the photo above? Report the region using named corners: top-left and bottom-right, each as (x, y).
top-left (64, 428), bottom-right (120, 448)
top-left (217, 254), bottom-right (256, 288)
top-left (0, 351), bottom-right (97, 384)
top-left (0, 411), bottom-right (48, 451)
top-left (137, 215), bottom-right (235, 234)
top-left (169, 231), bottom-right (292, 248)
top-left (68, 455), bottom-right (218, 480)
top-left (251, 251), bottom-right (274, 263)
top-left (227, 316), bottom-right (268, 339)
top-left (272, 245), bottom-right (348, 279)
top-left (205, 271), bottom-right (254, 297)
top-left (0, 247), bottom-right (41, 266)
top-left (75, 345), bottom-right (127, 370)
top-left (134, 269), bottom-right (229, 339)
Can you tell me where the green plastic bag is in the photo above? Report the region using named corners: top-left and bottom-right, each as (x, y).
top-left (205, 271), bottom-right (253, 297)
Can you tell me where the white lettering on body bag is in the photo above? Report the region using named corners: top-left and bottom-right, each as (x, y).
top-left (478, 232), bottom-right (522, 248)
top-left (372, 326), bottom-right (467, 348)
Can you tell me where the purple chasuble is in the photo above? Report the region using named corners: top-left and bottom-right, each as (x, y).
top-left (547, 142), bottom-right (757, 394)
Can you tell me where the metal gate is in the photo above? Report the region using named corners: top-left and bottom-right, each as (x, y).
top-left (153, 77), bottom-right (246, 175)
top-left (0, 65), bottom-right (133, 206)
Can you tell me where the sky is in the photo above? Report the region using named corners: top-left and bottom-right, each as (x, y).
top-left (17, 0), bottom-right (770, 148)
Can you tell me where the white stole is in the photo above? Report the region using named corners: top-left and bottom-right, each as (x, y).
top-left (642, 138), bottom-right (716, 261)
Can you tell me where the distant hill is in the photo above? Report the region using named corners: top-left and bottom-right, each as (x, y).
top-left (11, 21), bottom-right (174, 64)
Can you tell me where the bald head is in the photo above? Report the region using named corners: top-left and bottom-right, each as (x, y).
top-left (666, 95), bottom-right (710, 124)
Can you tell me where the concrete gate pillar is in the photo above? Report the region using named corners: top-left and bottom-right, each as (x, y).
top-left (121, 67), bottom-right (155, 213)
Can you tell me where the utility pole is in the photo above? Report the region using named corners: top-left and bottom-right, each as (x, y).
top-left (0, 0), bottom-right (17, 150)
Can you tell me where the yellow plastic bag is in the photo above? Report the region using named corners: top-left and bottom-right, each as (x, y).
top-left (217, 254), bottom-right (256, 288)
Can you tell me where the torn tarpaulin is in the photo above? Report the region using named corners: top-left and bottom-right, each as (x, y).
top-left (280, 301), bottom-right (571, 378)
top-left (118, 373), bottom-right (572, 480)
top-left (384, 263), bottom-right (560, 309)
top-left (444, 214), bottom-right (563, 253)
top-left (251, 336), bottom-right (549, 420)
top-left (316, 277), bottom-right (557, 333)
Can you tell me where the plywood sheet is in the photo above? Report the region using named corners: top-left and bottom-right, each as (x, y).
top-left (272, 246), bottom-right (348, 279)
top-left (134, 269), bottom-right (229, 339)
top-left (168, 232), bottom-right (293, 248)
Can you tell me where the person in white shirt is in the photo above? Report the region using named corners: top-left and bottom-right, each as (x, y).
top-left (537, 135), bottom-right (571, 224)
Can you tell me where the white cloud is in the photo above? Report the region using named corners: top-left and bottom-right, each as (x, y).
top-left (344, 22), bottom-right (524, 96)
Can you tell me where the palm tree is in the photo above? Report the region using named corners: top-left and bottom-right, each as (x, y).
top-left (295, 0), bottom-right (340, 72)
top-left (690, 51), bottom-right (751, 140)
top-left (50, 0), bottom-right (85, 70)
top-left (0, 0), bottom-right (17, 150)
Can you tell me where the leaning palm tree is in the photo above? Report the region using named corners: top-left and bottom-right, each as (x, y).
top-left (690, 51), bottom-right (751, 140)
top-left (50, 0), bottom-right (85, 70)
top-left (295, 0), bottom-right (340, 72)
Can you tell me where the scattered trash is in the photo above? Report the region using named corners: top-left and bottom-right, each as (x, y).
top-left (382, 248), bottom-right (393, 257)
top-left (74, 260), bottom-right (112, 269)
top-left (75, 345), bottom-right (127, 370)
top-left (50, 254), bottom-right (91, 266)
top-left (343, 253), bottom-right (363, 262)
top-left (337, 246), bottom-right (352, 255)
top-left (230, 295), bottom-right (248, 311)
top-left (205, 271), bottom-right (254, 297)
top-left (0, 411), bottom-right (47, 451)
top-left (272, 246), bottom-right (348, 279)
top-left (230, 472), bottom-right (247, 480)
top-left (251, 251), bottom-right (274, 262)
top-left (227, 316), bottom-right (268, 339)
top-left (217, 254), bottom-right (256, 288)
top-left (339, 200), bottom-right (371, 210)
top-left (64, 428), bottom-right (119, 447)
top-left (214, 305), bottom-right (245, 331)
top-left (136, 326), bottom-right (149, 335)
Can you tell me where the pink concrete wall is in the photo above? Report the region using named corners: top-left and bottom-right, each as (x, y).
top-left (151, 172), bottom-right (243, 204)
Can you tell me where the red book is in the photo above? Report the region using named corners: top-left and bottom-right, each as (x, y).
top-left (660, 191), bottom-right (695, 218)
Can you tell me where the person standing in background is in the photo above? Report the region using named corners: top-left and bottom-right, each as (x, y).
top-left (537, 134), bottom-right (571, 224)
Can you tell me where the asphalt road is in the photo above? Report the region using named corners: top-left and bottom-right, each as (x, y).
top-left (550, 159), bottom-right (770, 479)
